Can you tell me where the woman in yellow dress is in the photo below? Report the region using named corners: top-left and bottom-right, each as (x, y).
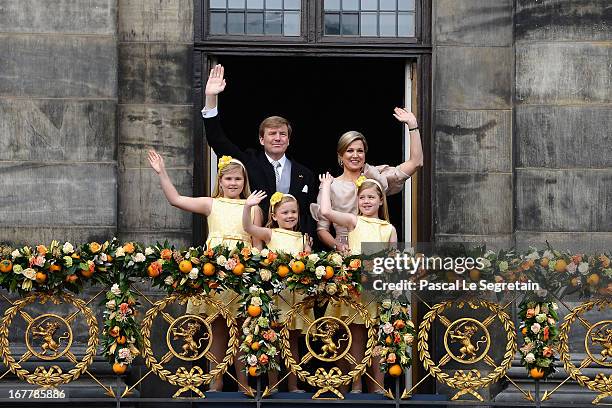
top-left (148, 151), bottom-right (262, 391)
top-left (319, 172), bottom-right (397, 394)
top-left (243, 190), bottom-right (313, 392)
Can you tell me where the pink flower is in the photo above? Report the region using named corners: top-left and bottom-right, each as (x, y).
top-left (32, 256), bottom-right (45, 267)
top-left (566, 262), bottom-right (577, 274)
top-left (531, 323), bottom-right (541, 334)
top-left (119, 303), bottom-right (130, 314)
top-left (258, 354), bottom-right (269, 365)
top-left (542, 346), bottom-right (553, 357)
top-left (386, 353), bottom-right (397, 363)
top-left (262, 330), bottom-right (277, 342)
top-left (382, 322), bottom-right (394, 334)
top-left (526, 309), bottom-right (535, 318)
top-left (225, 258), bottom-right (238, 271)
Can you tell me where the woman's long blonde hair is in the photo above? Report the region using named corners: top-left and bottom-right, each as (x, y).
top-left (358, 180), bottom-right (389, 221)
top-left (212, 162), bottom-right (252, 199)
top-left (266, 194), bottom-right (300, 231)
top-left (337, 131), bottom-right (368, 167)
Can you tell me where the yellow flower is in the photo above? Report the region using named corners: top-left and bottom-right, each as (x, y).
top-left (270, 192), bottom-right (284, 208)
top-left (355, 175), bottom-right (367, 188)
top-left (218, 155), bottom-right (233, 171)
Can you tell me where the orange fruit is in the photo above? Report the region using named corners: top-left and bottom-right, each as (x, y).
top-left (203, 263), bottom-right (216, 276)
top-left (587, 273), bottom-right (600, 286)
top-left (0, 260), bottom-right (12, 273)
top-left (71, 253), bottom-right (80, 259)
top-left (251, 342), bottom-right (260, 351)
top-left (247, 305), bottom-right (262, 317)
top-left (291, 260), bottom-right (305, 274)
top-left (116, 335), bottom-right (127, 345)
top-left (385, 336), bottom-right (392, 345)
top-left (80, 268), bottom-right (94, 278)
top-left (554, 259), bottom-right (567, 273)
top-left (324, 266), bottom-right (334, 279)
top-left (233, 263), bottom-right (245, 276)
top-left (469, 269), bottom-right (480, 281)
top-left (540, 257), bottom-right (549, 268)
top-left (248, 366), bottom-right (258, 377)
top-left (123, 243), bottom-right (135, 254)
top-left (179, 260), bottom-right (193, 273)
top-left (107, 255), bottom-right (113, 262)
top-left (35, 272), bottom-right (47, 283)
top-left (65, 274), bottom-right (78, 283)
top-left (521, 327), bottom-right (528, 336)
top-left (529, 367), bottom-right (544, 379)
top-left (570, 277), bottom-right (580, 286)
top-left (388, 364), bottom-right (402, 377)
top-left (112, 362), bottom-right (127, 375)
top-left (277, 265), bottom-right (290, 278)
top-left (146, 263), bottom-right (161, 278)
top-left (49, 264), bottom-right (62, 273)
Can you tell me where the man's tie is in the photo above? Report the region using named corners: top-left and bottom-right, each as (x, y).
top-left (272, 161), bottom-right (281, 189)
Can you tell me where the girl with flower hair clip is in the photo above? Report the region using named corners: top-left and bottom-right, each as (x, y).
top-left (319, 172), bottom-right (397, 393)
top-left (243, 190), bottom-right (313, 392)
top-left (148, 150), bottom-right (262, 391)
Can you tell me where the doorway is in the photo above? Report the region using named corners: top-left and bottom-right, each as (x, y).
top-left (207, 56), bottom-right (411, 240)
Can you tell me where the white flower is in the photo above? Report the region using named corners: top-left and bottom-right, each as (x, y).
top-left (308, 254), bottom-right (320, 263)
top-left (548, 317), bottom-right (556, 325)
top-left (403, 333), bottom-right (414, 343)
top-left (482, 258), bottom-right (491, 268)
top-left (13, 265), bottom-right (23, 274)
top-left (526, 252), bottom-right (539, 261)
top-left (189, 268), bottom-right (199, 280)
top-left (325, 283), bottom-right (337, 295)
top-left (551, 302), bottom-right (558, 311)
top-left (106, 300), bottom-right (116, 310)
top-left (133, 253), bottom-right (145, 263)
top-left (330, 253), bottom-right (343, 266)
top-left (578, 262), bottom-right (589, 274)
top-left (249, 285), bottom-right (261, 295)
top-left (243, 327), bottom-right (250, 335)
top-left (498, 261), bottom-right (509, 272)
top-left (111, 284), bottom-right (122, 296)
top-left (115, 247), bottom-right (125, 257)
top-left (164, 276), bottom-right (174, 285)
top-left (250, 247), bottom-right (260, 256)
top-left (216, 255), bottom-right (227, 267)
top-left (250, 297), bottom-right (262, 306)
top-left (259, 269), bottom-right (272, 282)
top-left (11, 249), bottom-right (21, 260)
top-left (381, 299), bottom-right (392, 309)
top-left (145, 247), bottom-right (154, 256)
top-left (100, 253), bottom-right (108, 262)
top-left (382, 322), bottom-right (394, 334)
top-left (260, 249), bottom-right (269, 258)
top-left (62, 242), bottom-right (74, 254)
top-left (247, 354), bottom-right (258, 366)
top-left (525, 353), bottom-right (535, 363)
top-left (531, 323), bottom-right (541, 334)
top-left (23, 268), bottom-right (36, 280)
top-left (315, 266), bottom-right (326, 279)
top-left (542, 250), bottom-right (554, 260)
top-left (535, 313), bottom-right (547, 323)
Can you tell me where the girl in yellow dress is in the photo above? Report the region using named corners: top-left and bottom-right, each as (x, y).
top-left (319, 172), bottom-right (396, 393)
top-left (242, 190), bottom-right (313, 392)
top-left (148, 150), bottom-right (262, 391)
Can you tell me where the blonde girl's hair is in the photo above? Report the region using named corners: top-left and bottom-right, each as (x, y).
top-left (212, 162), bottom-right (252, 199)
top-left (266, 194), bottom-right (300, 231)
top-left (358, 180), bottom-right (389, 221)
top-left (337, 131), bottom-right (369, 167)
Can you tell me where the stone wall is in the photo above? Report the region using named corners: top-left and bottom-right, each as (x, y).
top-left (514, 0), bottom-right (612, 251)
top-left (0, 0), bottom-right (118, 245)
top-left (432, 0), bottom-right (515, 248)
top-left (116, 0), bottom-right (194, 247)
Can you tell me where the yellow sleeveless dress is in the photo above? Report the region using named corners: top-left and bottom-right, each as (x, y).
top-left (268, 228), bottom-right (315, 333)
top-left (187, 197), bottom-right (254, 316)
top-left (331, 216), bottom-right (393, 324)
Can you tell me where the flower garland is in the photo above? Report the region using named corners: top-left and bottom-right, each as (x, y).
top-left (376, 298), bottom-right (415, 377)
top-left (518, 298), bottom-right (559, 379)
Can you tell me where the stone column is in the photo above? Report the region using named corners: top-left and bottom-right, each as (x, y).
top-left (432, 0), bottom-right (514, 250)
top-left (0, 0), bottom-right (118, 245)
top-left (514, 0), bottom-right (612, 252)
top-left (117, 0), bottom-right (194, 247)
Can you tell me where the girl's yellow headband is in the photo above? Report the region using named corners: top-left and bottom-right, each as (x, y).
top-left (355, 175), bottom-right (383, 192)
top-left (270, 192), bottom-right (296, 209)
top-left (218, 155), bottom-right (245, 172)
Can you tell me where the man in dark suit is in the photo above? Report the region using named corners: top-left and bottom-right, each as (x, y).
top-left (202, 64), bottom-right (317, 237)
